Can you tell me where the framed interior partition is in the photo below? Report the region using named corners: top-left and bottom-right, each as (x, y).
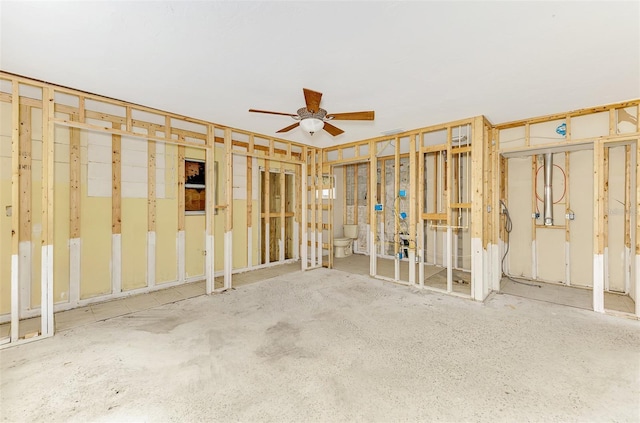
top-left (496, 100), bottom-right (640, 316)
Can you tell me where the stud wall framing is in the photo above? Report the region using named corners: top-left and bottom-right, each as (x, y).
top-left (0, 72), bottom-right (310, 348)
top-left (495, 100), bottom-right (640, 315)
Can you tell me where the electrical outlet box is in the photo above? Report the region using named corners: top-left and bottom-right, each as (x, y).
top-left (374, 204), bottom-right (383, 211)
top-left (566, 212), bottom-right (575, 220)
top-left (400, 212), bottom-right (407, 220)
top-left (532, 212), bottom-right (540, 219)
top-left (399, 190), bottom-right (406, 198)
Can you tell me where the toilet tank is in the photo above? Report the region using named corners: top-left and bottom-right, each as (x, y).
top-left (343, 224), bottom-right (358, 238)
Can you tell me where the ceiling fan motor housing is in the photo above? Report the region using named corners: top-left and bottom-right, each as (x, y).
top-left (297, 107), bottom-right (327, 121)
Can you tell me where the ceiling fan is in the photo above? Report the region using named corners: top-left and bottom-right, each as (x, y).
top-left (249, 88), bottom-right (375, 136)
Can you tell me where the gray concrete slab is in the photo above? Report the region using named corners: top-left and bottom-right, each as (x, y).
top-left (1, 268), bottom-right (639, 422)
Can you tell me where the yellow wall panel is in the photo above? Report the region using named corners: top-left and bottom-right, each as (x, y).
top-left (251, 199), bottom-right (260, 267)
top-left (232, 200), bottom-right (247, 269)
top-left (155, 198), bottom-right (178, 284)
top-left (122, 198), bottom-right (147, 290)
top-left (80, 197), bottom-right (112, 298)
top-left (0, 179), bottom-right (11, 314)
top-left (185, 147), bottom-right (205, 160)
top-left (185, 215), bottom-right (205, 278)
top-left (0, 102), bottom-right (11, 314)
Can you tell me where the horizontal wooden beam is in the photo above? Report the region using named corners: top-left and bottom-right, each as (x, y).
top-left (495, 100), bottom-right (640, 130)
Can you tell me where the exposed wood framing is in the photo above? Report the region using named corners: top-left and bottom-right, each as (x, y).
top-left (394, 136), bottom-right (400, 280)
top-left (264, 158), bottom-right (270, 264)
top-left (380, 150), bottom-right (386, 257)
top-left (247, 136), bottom-right (253, 229)
top-left (111, 124), bottom-right (122, 234)
top-left (500, 155), bottom-right (508, 263)
top-left (637, 140), bottom-right (640, 316)
top-left (496, 100), bottom-right (640, 130)
top-left (609, 109), bottom-right (616, 136)
top-left (295, 156), bottom-right (301, 260)
top-left (41, 86), bottom-right (55, 336)
top-left (603, 147), bottom-right (609, 291)
top-left (342, 165), bottom-right (348, 225)
top-left (409, 135), bottom-right (417, 285)
top-left (148, 137), bottom-right (156, 232)
top-left (10, 81), bottom-right (20, 342)
top-left (205, 124), bottom-right (215, 294)
top-left (593, 140), bottom-right (605, 312)
top-left (470, 117), bottom-right (485, 300)
top-left (531, 155), bottom-right (537, 279)
top-left (483, 124), bottom-right (492, 249)
top-left (224, 128), bottom-right (233, 289)
top-left (177, 146), bottom-right (185, 231)
top-left (446, 127), bottom-right (453, 291)
top-left (369, 141), bottom-right (377, 276)
top-left (624, 145), bottom-right (631, 250)
top-left (301, 146), bottom-right (308, 269)
top-left (317, 150), bottom-right (325, 267)
top-left (309, 150), bottom-right (316, 267)
top-left (565, 152), bottom-right (571, 286)
top-left (18, 105), bottom-right (31, 242)
top-left (280, 167), bottom-right (286, 262)
top-left (418, 135), bottom-right (425, 287)
top-left (69, 115), bottom-right (81, 239)
top-left (624, 145), bottom-right (631, 294)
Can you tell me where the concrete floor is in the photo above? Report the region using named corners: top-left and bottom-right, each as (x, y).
top-left (334, 253), bottom-right (636, 314)
top-left (0, 262), bottom-right (302, 339)
top-left (1, 268), bottom-right (639, 422)
top-left (333, 254), bottom-right (471, 295)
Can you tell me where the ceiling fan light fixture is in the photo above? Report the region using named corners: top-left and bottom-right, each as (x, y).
top-left (300, 117), bottom-right (324, 135)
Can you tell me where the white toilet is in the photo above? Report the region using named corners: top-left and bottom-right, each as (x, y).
top-left (334, 224), bottom-right (358, 258)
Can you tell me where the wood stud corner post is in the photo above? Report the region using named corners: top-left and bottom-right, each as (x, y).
top-left (470, 117), bottom-right (485, 300)
top-left (41, 86), bottom-right (55, 336)
top-left (205, 125), bottom-right (215, 294)
top-left (224, 128), bottom-right (233, 289)
top-left (10, 81), bottom-right (20, 342)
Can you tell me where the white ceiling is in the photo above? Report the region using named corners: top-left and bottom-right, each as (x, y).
top-left (1, 1), bottom-right (638, 148)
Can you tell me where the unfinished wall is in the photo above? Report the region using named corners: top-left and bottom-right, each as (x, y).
top-left (0, 102), bottom-right (13, 314)
top-left (333, 166), bottom-right (344, 238)
top-left (498, 102), bottom-right (639, 314)
top-left (341, 162), bottom-right (369, 253)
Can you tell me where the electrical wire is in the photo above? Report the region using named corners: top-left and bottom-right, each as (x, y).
top-left (500, 200), bottom-right (542, 288)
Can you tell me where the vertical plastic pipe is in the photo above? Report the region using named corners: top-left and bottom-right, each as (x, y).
top-left (544, 152), bottom-right (553, 226)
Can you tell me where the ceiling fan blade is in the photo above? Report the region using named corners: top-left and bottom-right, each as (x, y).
top-left (326, 111), bottom-right (375, 121)
top-left (249, 109), bottom-right (298, 117)
top-left (276, 122), bottom-right (300, 133)
top-left (323, 122), bottom-right (344, 136)
top-left (303, 88), bottom-right (322, 113)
